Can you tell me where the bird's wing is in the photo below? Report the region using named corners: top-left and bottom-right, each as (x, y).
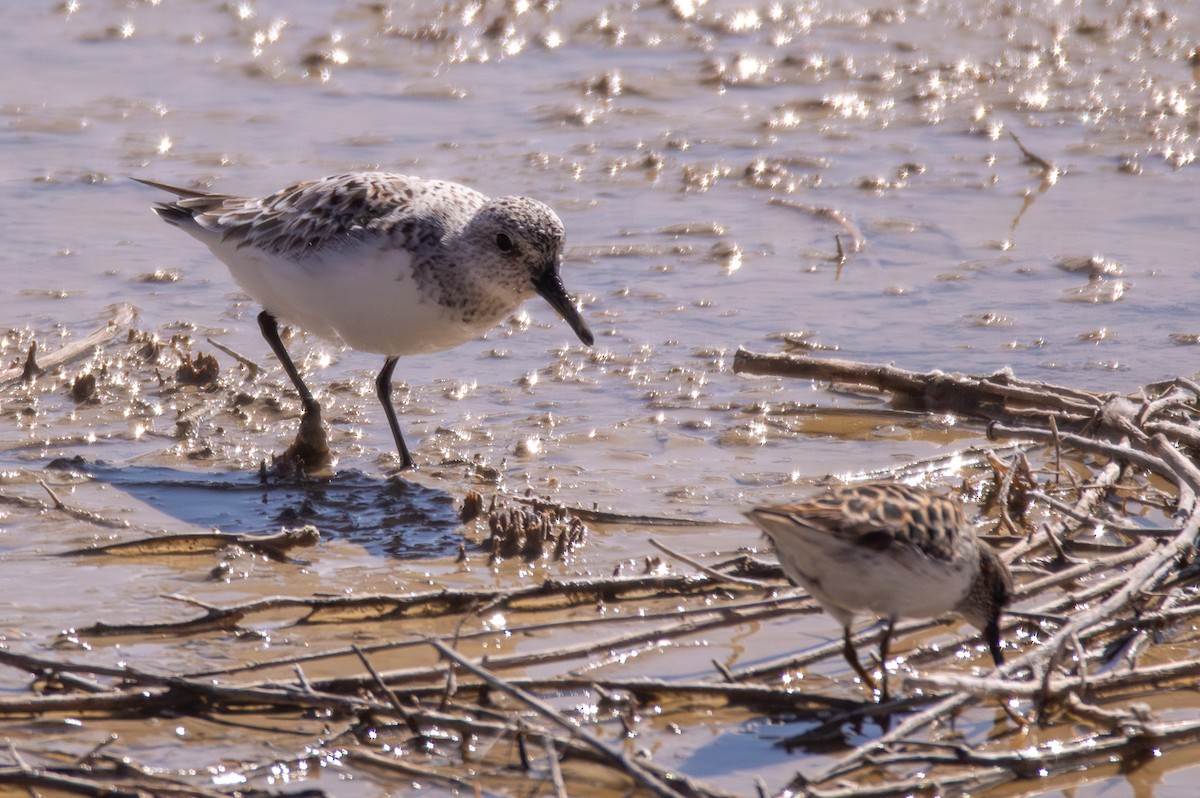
top-left (137, 173), bottom-right (424, 257)
top-left (749, 482), bottom-right (966, 563)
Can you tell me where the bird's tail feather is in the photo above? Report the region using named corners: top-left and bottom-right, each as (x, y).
top-left (148, 202), bottom-right (197, 228)
top-left (130, 176), bottom-right (214, 199)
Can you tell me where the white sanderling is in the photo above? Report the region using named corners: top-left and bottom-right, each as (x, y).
top-left (137, 172), bottom-right (593, 472)
top-left (746, 482), bottom-right (1013, 700)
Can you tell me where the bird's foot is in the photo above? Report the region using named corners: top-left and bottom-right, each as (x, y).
top-left (277, 402), bottom-right (334, 478)
top-left (383, 452), bottom-right (417, 476)
top-left (380, 464), bottom-right (416, 484)
top-left (847, 674), bottom-right (888, 704)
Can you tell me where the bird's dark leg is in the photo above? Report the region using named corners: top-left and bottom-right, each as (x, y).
top-left (258, 311), bottom-right (316, 409)
top-left (375, 356), bottom-right (414, 470)
top-left (842, 625), bottom-right (877, 697)
top-left (877, 617), bottom-right (896, 703)
top-left (257, 310), bottom-right (331, 474)
top-left (985, 616), bottom-right (1006, 667)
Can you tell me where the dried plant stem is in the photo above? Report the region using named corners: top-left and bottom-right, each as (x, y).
top-left (428, 638), bottom-right (733, 798)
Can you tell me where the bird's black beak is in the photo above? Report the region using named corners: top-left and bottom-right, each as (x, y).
top-left (533, 267), bottom-right (593, 346)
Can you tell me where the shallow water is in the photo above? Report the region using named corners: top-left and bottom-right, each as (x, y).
top-left (3, 0), bottom-right (1200, 795)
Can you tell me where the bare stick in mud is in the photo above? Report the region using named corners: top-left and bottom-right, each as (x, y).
top-left (0, 305), bottom-right (136, 387)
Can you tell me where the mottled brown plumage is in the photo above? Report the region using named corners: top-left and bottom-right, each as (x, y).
top-left (747, 482), bottom-right (1013, 700)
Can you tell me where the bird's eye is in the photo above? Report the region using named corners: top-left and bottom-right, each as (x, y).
top-left (495, 232), bottom-right (514, 253)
